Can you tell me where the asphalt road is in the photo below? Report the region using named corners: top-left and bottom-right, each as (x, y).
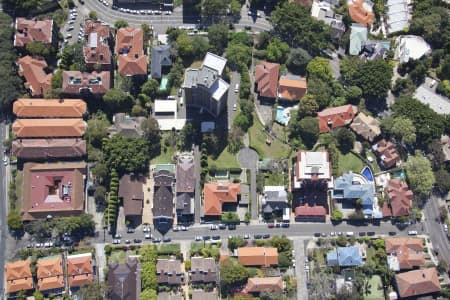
top-left (0, 121), bottom-right (7, 298)
top-left (424, 194), bottom-right (450, 262)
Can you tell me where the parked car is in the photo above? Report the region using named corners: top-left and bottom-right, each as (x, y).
top-left (281, 223), bottom-right (290, 228)
top-left (243, 234), bottom-right (250, 239)
top-left (173, 226), bottom-right (179, 232)
top-left (408, 230), bottom-right (418, 236)
top-left (195, 236), bottom-right (202, 241)
top-left (267, 223), bottom-right (274, 228)
top-left (145, 234), bottom-right (151, 239)
top-left (254, 234), bottom-right (262, 239)
top-left (152, 237), bottom-right (161, 243)
top-left (367, 231), bottom-right (375, 236)
top-left (218, 223), bottom-right (226, 230)
top-left (133, 239), bottom-right (142, 243)
top-left (314, 233), bottom-right (321, 237)
top-left (228, 224), bottom-right (236, 230)
top-left (125, 239), bottom-right (131, 244)
top-left (212, 235), bottom-right (221, 240)
top-left (163, 237), bottom-right (171, 242)
top-left (203, 236), bottom-right (211, 241)
top-left (181, 226), bottom-right (188, 231)
top-left (359, 232), bottom-right (366, 236)
top-left (112, 239), bottom-right (121, 244)
top-left (114, 234), bottom-right (122, 239)
top-left (126, 228), bottom-right (134, 233)
top-left (263, 234), bottom-right (270, 239)
top-left (321, 233), bottom-right (327, 237)
top-left (388, 231), bottom-right (397, 236)
top-left (346, 232), bottom-right (354, 237)
top-left (210, 224), bottom-right (218, 230)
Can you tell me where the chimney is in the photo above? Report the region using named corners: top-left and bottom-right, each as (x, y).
top-left (134, 53), bottom-right (138, 59)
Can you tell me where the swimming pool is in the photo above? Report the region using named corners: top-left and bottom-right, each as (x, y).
top-left (361, 166), bottom-right (374, 182)
top-left (159, 75), bottom-right (168, 91)
top-left (392, 170), bottom-right (406, 179)
top-left (275, 106), bottom-right (290, 125)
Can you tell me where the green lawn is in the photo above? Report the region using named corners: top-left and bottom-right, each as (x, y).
top-left (108, 250), bottom-right (127, 264)
top-left (189, 60), bottom-right (203, 68)
top-left (365, 275), bottom-right (384, 300)
top-left (249, 117), bottom-right (291, 160)
top-left (14, 171), bottom-right (23, 211)
top-left (151, 132), bottom-right (176, 164)
top-left (365, 151), bottom-right (381, 174)
top-left (338, 151), bottom-right (364, 174)
top-left (265, 172), bottom-right (286, 186)
top-left (208, 148), bottom-right (240, 170)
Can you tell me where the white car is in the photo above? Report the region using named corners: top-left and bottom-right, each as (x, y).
top-left (165, 11), bottom-right (172, 15)
top-left (66, 33), bottom-right (72, 39)
top-left (181, 226), bottom-right (188, 231)
top-left (195, 236), bottom-right (202, 241)
top-left (68, 20), bottom-right (74, 25)
top-left (346, 231), bottom-right (354, 237)
top-left (210, 224), bottom-right (218, 230)
top-left (173, 226), bottom-right (179, 232)
top-left (408, 230), bottom-right (418, 236)
top-left (233, 104), bottom-right (237, 111)
top-left (145, 233), bottom-right (151, 239)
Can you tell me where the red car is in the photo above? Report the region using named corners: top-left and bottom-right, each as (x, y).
top-left (267, 223), bottom-right (274, 228)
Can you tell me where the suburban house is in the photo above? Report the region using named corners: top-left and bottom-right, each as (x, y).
top-left (395, 35), bottom-right (431, 64)
top-left (20, 162), bottom-right (87, 220)
top-left (119, 174), bottom-right (146, 225)
top-left (108, 113), bottom-right (145, 137)
top-left (191, 289), bottom-right (219, 300)
top-left (157, 292), bottom-right (183, 300)
top-left (12, 138), bottom-right (86, 160)
top-left (386, 0), bottom-right (410, 34)
top-left (190, 257), bottom-right (217, 284)
top-left (237, 247), bottom-right (278, 267)
top-left (62, 71), bottom-right (110, 97)
top-left (151, 45), bottom-right (172, 79)
top-left (293, 151), bottom-right (332, 190)
top-left (5, 260), bottom-right (33, 294)
top-left (116, 27), bottom-right (147, 76)
top-left (13, 98), bottom-right (87, 118)
top-left (330, 17), bottom-right (346, 40)
top-left (176, 154), bottom-right (195, 222)
top-left (385, 238), bottom-right (425, 271)
top-left (183, 52), bottom-right (229, 117)
top-left (382, 179), bottom-right (413, 218)
top-left (108, 257), bottom-right (141, 300)
top-left (317, 105), bottom-right (357, 133)
top-left (156, 259), bottom-right (185, 285)
top-left (278, 76), bottom-right (307, 102)
top-left (349, 112), bottom-right (381, 142)
top-left (372, 139), bottom-right (401, 169)
top-left (152, 170), bottom-right (175, 228)
top-left (66, 253), bottom-right (94, 289)
top-left (362, 40), bottom-right (391, 60)
top-left (14, 18), bottom-right (56, 47)
top-left (349, 23), bottom-right (368, 55)
top-left (243, 277), bottom-right (284, 294)
top-left (394, 268), bottom-right (440, 299)
top-left (295, 204), bottom-right (327, 222)
top-left (83, 20), bottom-right (112, 71)
top-left (332, 172), bottom-right (380, 218)
top-left (203, 182), bottom-right (241, 217)
top-left (36, 256), bottom-right (65, 294)
top-left (347, 0), bottom-right (374, 26)
top-left (327, 247), bottom-right (363, 267)
top-left (16, 56), bottom-right (52, 97)
top-left (254, 61), bottom-right (280, 100)
top-left (262, 186), bottom-right (289, 220)
top-left (13, 118), bottom-right (87, 138)
top-left (310, 0), bottom-right (345, 39)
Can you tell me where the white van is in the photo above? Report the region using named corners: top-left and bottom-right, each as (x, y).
top-left (346, 232), bottom-right (354, 237)
top-left (179, 98), bottom-right (184, 106)
top-left (234, 83), bottom-right (239, 93)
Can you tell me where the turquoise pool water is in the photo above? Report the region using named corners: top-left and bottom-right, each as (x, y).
top-left (160, 76), bottom-right (168, 91)
top-left (276, 106), bottom-right (289, 125)
top-left (361, 166), bottom-right (374, 182)
top-left (392, 170), bottom-right (406, 179)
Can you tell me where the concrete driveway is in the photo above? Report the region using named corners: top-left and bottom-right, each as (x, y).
top-left (237, 148), bottom-right (259, 220)
top-left (227, 72), bottom-right (240, 129)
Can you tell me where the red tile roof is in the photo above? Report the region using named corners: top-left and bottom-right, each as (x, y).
top-left (244, 277), bottom-right (283, 293)
top-left (38, 276), bottom-right (65, 291)
top-left (255, 61), bottom-right (280, 98)
top-left (12, 118), bottom-right (87, 138)
top-left (62, 71), bottom-right (110, 95)
top-left (203, 182), bottom-right (240, 216)
top-left (317, 105), bottom-right (357, 133)
top-left (12, 138), bottom-right (86, 159)
top-left (348, 0), bottom-right (374, 26)
top-left (37, 256), bottom-right (63, 279)
top-left (7, 278), bottom-right (34, 293)
top-left (295, 205), bottom-right (327, 217)
top-left (386, 179), bottom-right (413, 217)
top-left (278, 76), bottom-right (307, 101)
top-left (14, 18), bottom-right (53, 47)
top-left (67, 253), bottom-right (94, 288)
top-left (395, 268), bottom-right (440, 298)
top-left (16, 56), bottom-right (52, 96)
top-left (21, 162), bottom-right (86, 220)
top-left (374, 139), bottom-right (401, 169)
top-left (237, 247), bottom-right (278, 267)
top-left (385, 238), bottom-right (425, 270)
top-left (5, 260), bottom-right (33, 293)
top-left (83, 20), bottom-right (111, 66)
top-left (13, 98), bottom-right (87, 118)
top-left (116, 27), bottom-right (147, 75)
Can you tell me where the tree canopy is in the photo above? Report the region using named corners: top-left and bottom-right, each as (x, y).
top-left (85, 112), bottom-right (110, 148)
top-left (333, 127), bottom-right (355, 154)
top-left (141, 117), bottom-right (162, 158)
top-left (289, 116), bottom-right (319, 149)
top-left (405, 151), bottom-right (435, 197)
top-left (141, 79), bottom-right (160, 99)
top-left (176, 32), bottom-right (194, 57)
top-left (266, 37), bottom-right (290, 64)
top-left (220, 258), bottom-right (249, 290)
top-left (297, 94), bottom-right (319, 118)
top-left (103, 88), bottom-right (134, 112)
top-left (208, 23), bottom-right (229, 55)
top-left (307, 57), bottom-right (333, 81)
top-left (286, 48), bottom-right (312, 75)
top-left (114, 20), bottom-right (128, 29)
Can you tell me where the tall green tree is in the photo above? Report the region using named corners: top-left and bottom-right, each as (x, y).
top-left (220, 258), bottom-right (249, 289)
top-left (297, 94), bottom-right (319, 118)
top-left (141, 79), bottom-right (159, 99)
top-left (225, 43), bottom-right (251, 71)
top-left (76, 282), bottom-right (108, 300)
top-left (289, 116), bottom-right (319, 149)
top-left (140, 289), bottom-right (157, 300)
top-left (286, 48), bottom-right (312, 75)
top-left (141, 117), bottom-right (162, 158)
top-left (390, 117), bottom-right (416, 145)
top-left (334, 127), bottom-right (356, 154)
top-left (207, 23), bottom-right (229, 55)
top-left (202, 0), bottom-right (228, 19)
top-left (266, 37), bottom-right (290, 64)
top-left (176, 33), bottom-right (194, 57)
top-left (405, 151), bottom-right (435, 196)
top-left (307, 57), bottom-right (333, 81)
top-left (103, 88), bottom-right (134, 112)
top-left (85, 112), bottom-right (110, 148)
top-left (114, 20), bottom-right (128, 29)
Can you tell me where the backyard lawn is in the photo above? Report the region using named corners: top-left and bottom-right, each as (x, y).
top-left (365, 275), bottom-right (384, 300)
top-left (208, 148), bottom-right (240, 170)
top-left (249, 117), bottom-right (291, 160)
top-left (151, 132), bottom-right (176, 164)
top-left (108, 249), bottom-right (138, 264)
top-left (189, 60), bottom-right (202, 68)
top-left (338, 151), bottom-right (364, 174)
top-left (365, 151), bottom-right (381, 174)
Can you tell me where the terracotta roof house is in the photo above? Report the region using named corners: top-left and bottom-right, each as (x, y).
top-left (116, 27), bottom-right (147, 76)
top-left (12, 138), bottom-right (86, 160)
top-left (83, 20), bottom-right (111, 70)
top-left (12, 118), bottom-right (87, 138)
top-left (14, 18), bottom-right (55, 47)
top-left (317, 105), bottom-right (357, 133)
top-left (151, 45), bottom-right (172, 79)
top-left (255, 61), bottom-right (280, 99)
top-left (395, 268), bottom-right (440, 299)
top-left (237, 247), bottom-right (278, 267)
top-left (16, 55), bottom-right (52, 97)
top-left (36, 256), bottom-right (65, 293)
top-left (327, 247), bottom-right (363, 266)
top-left (5, 260), bottom-right (33, 294)
top-left (385, 179), bottom-right (413, 217)
top-left (67, 253), bottom-right (94, 288)
top-left (13, 98), bottom-right (87, 118)
top-left (119, 174), bottom-right (145, 218)
top-left (190, 257), bottom-right (217, 283)
top-left (293, 151), bottom-right (332, 190)
top-left (278, 76), bottom-right (307, 101)
top-left (295, 204), bottom-right (327, 222)
top-left (62, 71), bottom-right (110, 96)
top-left (153, 170), bottom-right (175, 228)
top-left (176, 154), bottom-right (195, 219)
top-left (156, 259), bottom-right (185, 285)
top-left (348, 0), bottom-right (374, 26)
top-left (349, 112), bottom-right (381, 142)
top-left (21, 162), bottom-right (86, 220)
top-left (372, 139), bottom-right (401, 169)
top-left (108, 257), bottom-right (141, 300)
top-left (108, 113), bottom-right (145, 137)
top-left (203, 182), bottom-right (241, 216)
top-left (192, 289), bottom-right (219, 300)
top-left (385, 238), bottom-right (424, 271)
top-left (244, 277), bottom-right (283, 294)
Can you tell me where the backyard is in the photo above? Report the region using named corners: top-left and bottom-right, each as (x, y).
top-left (249, 117), bottom-right (291, 160)
top-left (365, 275), bottom-right (384, 300)
top-left (338, 151), bottom-right (365, 174)
top-left (208, 148), bottom-right (240, 170)
top-left (151, 132), bottom-right (176, 164)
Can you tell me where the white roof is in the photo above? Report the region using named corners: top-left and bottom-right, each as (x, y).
top-left (157, 119), bottom-right (186, 131)
top-left (295, 151), bottom-right (331, 185)
top-left (210, 78), bottom-right (229, 101)
top-left (396, 35), bottom-right (431, 63)
top-left (154, 100), bottom-right (177, 113)
top-left (311, 0), bottom-right (332, 19)
top-left (88, 32), bottom-right (97, 48)
top-left (157, 34), bottom-right (168, 45)
top-left (202, 52), bottom-right (227, 75)
top-left (264, 186), bottom-right (286, 192)
top-left (414, 86), bottom-right (450, 115)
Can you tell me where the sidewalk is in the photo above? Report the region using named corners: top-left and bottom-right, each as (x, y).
top-left (95, 243), bottom-right (106, 281)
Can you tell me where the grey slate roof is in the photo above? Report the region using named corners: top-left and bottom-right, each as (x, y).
top-left (151, 45), bottom-right (172, 79)
top-left (108, 257), bottom-right (141, 300)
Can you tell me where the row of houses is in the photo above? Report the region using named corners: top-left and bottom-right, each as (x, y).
top-left (5, 253), bottom-right (93, 296)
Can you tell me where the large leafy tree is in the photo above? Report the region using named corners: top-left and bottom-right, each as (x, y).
top-left (103, 88), bottom-right (134, 112)
top-left (297, 94), bottom-right (319, 118)
top-left (225, 43), bottom-right (251, 71)
top-left (202, 0), bottom-right (228, 19)
top-left (176, 32), bottom-right (194, 57)
top-left (76, 282), bottom-right (108, 300)
top-left (435, 168), bottom-right (450, 194)
top-left (208, 23), bottom-right (229, 55)
top-left (333, 127), bottom-right (355, 154)
top-left (141, 117), bottom-right (162, 158)
top-left (286, 48), bottom-right (312, 75)
top-left (289, 116), bottom-right (319, 149)
top-left (307, 57), bottom-right (333, 81)
top-left (220, 258), bottom-right (249, 288)
top-left (405, 151), bottom-right (435, 197)
top-left (140, 289), bottom-right (157, 300)
top-left (390, 117), bottom-right (416, 145)
top-left (141, 79), bottom-right (159, 99)
top-left (266, 37), bottom-right (290, 64)
top-left (85, 112), bottom-right (110, 148)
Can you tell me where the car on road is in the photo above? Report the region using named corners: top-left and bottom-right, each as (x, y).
top-left (145, 233), bottom-right (151, 239)
top-left (444, 224), bottom-right (448, 232)
top-left (275, 223), bottom-right (281, 228)
top-left (282, 223), bottom-right (290, 228)
top-left (154, 10), bottom-right (161, 15)
top-left (203, 235), bottom-right (211, 241)
top-left (218, 223), bottom-right (226, 230)
top-left (321, 233), bottom-right (327, 237)
top-left (165, 11), bottom-right (172, 15)
top-left (178, 88), bottom-right (183, 97)
top-left (125, 239), bottom-right (131, 244)
top-left (234, 83), bottom-right (239, 93)
top-left (112, 5), bottom-right (118, 10)
top-left (152, 237), bottom-right (161, 243)
top-left (359, 232), bottom-right (366, 236)
top-left (243, 234), bottom-right (250, 239)
top-left (346, 232), bottom-right (354, 237)
top-left (408, 230), bottom-right (418, 236)
top-left (114, 234), bottom-right (122, 239)
top-left (228, 224), bottom-right (236, 230)
top-left (388, 231), bottom-right (397, 236)
top-left (337, 232), bottom-right (343, 236)
top-left (195, 236), bottom-right (202, 241)
top-left (263, 234), bottom-right (270, 239)
top-left (254, 234), bottom-right (262, 239)
top-left (68, 20), bottom-right (74, 25)
top-left (233, 104), bottom-right (237, 111)
top-left (173, 226), bottom-right (179, 232)
top-left (181, 226), bottom-right (188, 231)
top-left (66, 33), bottom-right (72, 39)
top-left (210, 224), bottom-right (218, 230)
top-left (133, 239), bottom-right (142, 243)
top-left (367, 231), bottom-right (375, 236)
top-left (143, 226), bottom-right (150, 232)
top-left (163, 237), bottom-right (172, 243)
top-left (314, 233), bottom-right (321, 237)
top-left (267, 223), bottom-right (274, 228)
top-left (112, 239), bottom-right (121, 244)
top-left (127, 228), bottom-right (134, 233)
top-left (212, 235), bottom-right (221, 240)
top-left (330, 232), bottom-right (336, 236)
